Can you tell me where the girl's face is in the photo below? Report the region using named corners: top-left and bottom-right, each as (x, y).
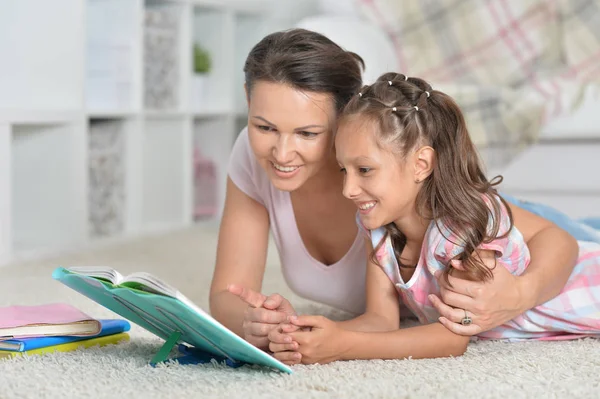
top-left (246, 81), bottom-right (337, 192)
top-left (335, 117), bottom-right (421, 230)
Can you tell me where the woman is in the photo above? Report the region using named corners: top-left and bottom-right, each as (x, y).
top-left (209, 28), bottom-right (582, 350)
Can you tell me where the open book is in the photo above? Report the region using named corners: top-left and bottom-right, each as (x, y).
top-left (65, 266), bottom-right (203, 315)
top-left (52, 266), bottom-right (292, 374)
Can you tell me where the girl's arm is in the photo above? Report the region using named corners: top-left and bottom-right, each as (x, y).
top-left (337, 239), bottom-right (401, 332)
top-left (430, 202), bottom-right (579, 335)
top-left (341, 322), bottom-right (469, 361)
top-left (280, 315), bottom-right (469, 364)
top-left (270, 240), bottom-right (468, 364)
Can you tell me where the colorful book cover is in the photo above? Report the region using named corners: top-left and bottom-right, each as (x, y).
top-left (0, 332), bottom-right (130, 359)
top-left (0, 319), bottom-right (130, 352)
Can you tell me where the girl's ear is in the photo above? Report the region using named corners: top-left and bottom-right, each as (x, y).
top-left (414, 146), bottom-right (435, 182)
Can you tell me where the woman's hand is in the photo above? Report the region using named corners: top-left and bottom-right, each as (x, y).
top-left (227, 284), bottom-right (297, 349)
top-left (269, 315), bottom-right (349, 365)
top-left (428, 259), bottom-right (525, 335)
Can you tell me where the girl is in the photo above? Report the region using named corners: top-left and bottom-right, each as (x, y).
top-left (267, 72), bottom-right (600, 365)
top-left (209, 28), bottom-right (590, 351)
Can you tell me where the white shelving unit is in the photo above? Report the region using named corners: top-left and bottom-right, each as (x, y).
top-left (0, 0), bottom-right (303, 265)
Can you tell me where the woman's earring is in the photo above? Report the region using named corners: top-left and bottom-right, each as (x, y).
top-left (415, 178), bottom-right (421, 184)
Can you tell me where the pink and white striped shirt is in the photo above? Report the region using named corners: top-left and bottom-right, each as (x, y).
top-left (363, 195), bottom-right (600, 341)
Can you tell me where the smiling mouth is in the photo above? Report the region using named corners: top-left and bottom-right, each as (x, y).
top-left (358, 201), bottom-right (377, 211)
top-left (271, 161), bottom-right (300, 173)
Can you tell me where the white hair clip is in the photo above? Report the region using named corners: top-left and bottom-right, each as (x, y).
top-left (392, 107), bottom-right (397, 112)
top-left (404, 75), bottom-right (408, 81)
top-left (414, 106), bottom-right (419, 111)
top-left (425, 91), bottom-right (430, 97)
top-left (358, 92), bottom-right (363, 97)
top-left (388, 80), bottom-right (392, 86)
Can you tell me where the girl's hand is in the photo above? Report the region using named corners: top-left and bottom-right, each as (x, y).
top-left (267, 323), bottom-right (303, 365)
top-left (428, 259), bottom-right (524, 335)
top-left (270, 315), bottom-right (348, 365)
top-left (227, 284), bottom-right (296, 349)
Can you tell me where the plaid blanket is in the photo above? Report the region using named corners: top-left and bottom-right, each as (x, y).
top-left (355, 0), bottom-right (600, 168)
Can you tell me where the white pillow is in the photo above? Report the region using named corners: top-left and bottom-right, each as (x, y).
top-left (295, 15), bottom-right (398, 84)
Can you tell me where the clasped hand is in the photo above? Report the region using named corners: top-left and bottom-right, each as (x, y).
top-left (228, 284), bottom-right (344, 365)
top-left (227, 284), bottom-right (297, 350)
top-left (268, 315), bottom-right (346, 365)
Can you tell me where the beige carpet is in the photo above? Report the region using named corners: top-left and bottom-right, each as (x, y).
top-left (1, 224), bottom-right (599, 399)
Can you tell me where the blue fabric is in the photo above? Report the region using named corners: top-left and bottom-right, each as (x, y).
top-left (501, 193), bottom-right (600, 244)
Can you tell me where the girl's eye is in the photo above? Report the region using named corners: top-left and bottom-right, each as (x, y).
top-left (298, 131), bottom-right (317, 138)
top-left (257, 125), bottom-right (276, 132)
top-left (359, 167), bottom-right (371, 174)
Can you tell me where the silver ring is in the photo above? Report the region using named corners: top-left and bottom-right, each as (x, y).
top-left (460, 309), bottom-right (472, 326)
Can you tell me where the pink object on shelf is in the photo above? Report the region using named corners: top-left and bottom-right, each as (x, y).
top-left (193, 147), bottom-right (217, 219)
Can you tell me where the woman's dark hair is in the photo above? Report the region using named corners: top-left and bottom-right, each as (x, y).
top-left (244, 28), bottom-right (365, 113)
top-left (341, 72), bottom-right (513, 283)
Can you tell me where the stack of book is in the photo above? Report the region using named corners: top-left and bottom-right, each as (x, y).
top-left (0, 303), bottom-right (130, 359)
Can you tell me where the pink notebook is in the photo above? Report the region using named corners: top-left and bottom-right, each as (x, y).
top-left (0, 303), bottom-right (101, 339)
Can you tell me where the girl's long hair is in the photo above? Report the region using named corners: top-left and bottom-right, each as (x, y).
top-left (341, 72), bottom-right (513, 283)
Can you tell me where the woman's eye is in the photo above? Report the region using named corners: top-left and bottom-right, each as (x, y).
top-left (257, 125), bottom-right (276, 132)
top-left (359, 167), bottom-right (371, 174)
top-left (298, 131), bottom-right (317, 138)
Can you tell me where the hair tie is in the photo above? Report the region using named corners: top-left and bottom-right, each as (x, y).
top-left (404, 75), bottom-right (408, 81)
top-left (392, 107), bottom-right (397, 112)
top-left (388, 80), bottom-right (392, 86)
top-left (425, 91), bottom-right (430, 98)
top-left (414, 106), bottom-right (419, 111)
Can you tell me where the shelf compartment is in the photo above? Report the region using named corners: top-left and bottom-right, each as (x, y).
top-left (0, 0), bottom-right (84, 112)
top-left (85, 0), bottom-right (140, 112)
top-left (141, 116), bottom-right (190, 230)
top-left (233, 12), bottom-right (268, 112)
top-left (143, 0), bottom-right (187, 111)
top-left (193, 116), bottom-right (234, 220)
top-left (88, 118), bottom-right (129, 238)
top-left (10, 122), bottom-right (87, 255)
top-left (190, 6), bottom-right (234, 114)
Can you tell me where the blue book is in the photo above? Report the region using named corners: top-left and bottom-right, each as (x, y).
top-left (0, 319), bottom-right (131, 352)
top-left (51, 266), bottom-right (293, 374)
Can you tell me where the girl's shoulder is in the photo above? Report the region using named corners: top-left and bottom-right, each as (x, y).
top-left (425, 193), bottom-right (529, 273)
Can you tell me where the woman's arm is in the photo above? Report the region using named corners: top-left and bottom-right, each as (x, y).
top-left (430, 201), bottom-right (579, 335)
top-left (509, 202), bottom-right (579, 309)
top-left (209, 177), bottom-right (276, 345)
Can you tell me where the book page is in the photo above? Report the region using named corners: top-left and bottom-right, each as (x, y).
top-left (120, 272), bottom-right (177, 298)
top-left (67, 266), bottom-right (123, 284)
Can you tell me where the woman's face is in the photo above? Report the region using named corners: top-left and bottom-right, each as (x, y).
top-left (246, 81), bottom-right (337, 192)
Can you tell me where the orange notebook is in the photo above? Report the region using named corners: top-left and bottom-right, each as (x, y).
top-left (0, 303), bottom-right (101, 339)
